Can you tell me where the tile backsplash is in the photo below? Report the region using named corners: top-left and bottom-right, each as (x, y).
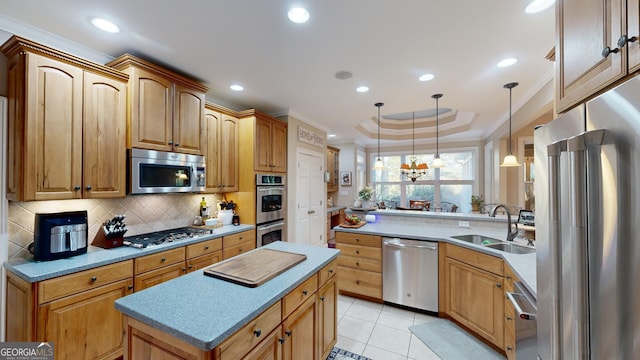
top-left (7, 193), bottom-right (223, 260)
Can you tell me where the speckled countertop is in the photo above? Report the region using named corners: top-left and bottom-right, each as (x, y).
top-left (334, 211), bottom-right (537, 298)
top-left (114, 241), bottom-right (339, 351)
top-left (3, 224), bottom-right (255, 282)
top-left (327, 206), bottom-right (346, 213)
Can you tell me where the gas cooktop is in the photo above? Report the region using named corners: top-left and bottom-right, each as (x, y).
top-left (122, 227), bottom-right (213, 249)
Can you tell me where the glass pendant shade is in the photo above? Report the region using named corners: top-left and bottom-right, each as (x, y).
top-left (374, 102), bottom-right (384, 170)
top-left (432, 156), bottom-right (445, 168)
top-left (431, 93), bottom-right (445, 168)
top-left (374, 157), bottom-right (384, 170)
top-left (400, 112), bottom-right (428, 182)
top-left (500, 82), bottom-right (521, 167)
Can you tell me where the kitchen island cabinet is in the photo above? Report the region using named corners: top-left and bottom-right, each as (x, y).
top-left (115, 242), bottom-right (338, 360)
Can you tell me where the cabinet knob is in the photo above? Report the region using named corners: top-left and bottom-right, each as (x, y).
top-left (188, 265), bottom-right (193, 269)
top-left (168, 141), bottom-right (173, 145)
top-left (356, 280), bottom-right (360, 285)
top-left (356, 262), bottom-right (360, 267)
top-left (161, 257), bottom-right (166, 262)
top-left (253, 329), bottom-right (262, 337)
top-left (618, 34), bottom-right (639, 47)
top-left (602, 46), bottom-right (620, 58)
top-left (355, 238), bottom-right (360, 242)
top-left (320, 296), bottom-right (325, 302)
top-left (74, 185), bottom-right (81, 191)
top-left (507, 346), bottom-right (513, 352)
top-left (127, 285), bottom-right (133, 290)
top-left (328, 269), bottom-right (333, 274)
top-left (86, 185), bottom-right (92, 191)
top-left (174, 143), bottom-right (180, 147)
top-left (204, 246), bottom-right (209, 250)
top-left (506, 316), bottom-right (513, 321)
top-left (278, 338), bottom-right (285, 344)
top-left (182, 267), bottom-right (186, 272)
top-left (285, 330), bottom-right (292, 337)
top-left (302, 290), bottom-right (308, 296)
top-left (506, 276), bottom-right (512, 280)
top-left (90, 276), bottom-right (97, 282)
top-left (496, 283), bottom-right (502, 288)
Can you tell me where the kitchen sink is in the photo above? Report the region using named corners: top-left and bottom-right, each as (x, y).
top-left (483, 242), bottom-right (536, 254)
top-left (451, 234), bottom-right (502, 245)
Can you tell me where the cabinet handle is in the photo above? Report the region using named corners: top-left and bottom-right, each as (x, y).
top-left (174, 143), bottom-right (180, 146)
top-left (506, 316), bottom-right (513, 321)
top-left (253, 330), bottom-right (262, 337)
top-left (302, 290), bottom-right (308, 296)
top-left (356, 280), bottom-right (360, 285)
top-left (204, 246), bottom-right (209, 250)
top-left (188, 265), bottom-right (193, 269)
top-left (74, 185), bottom-right (81, 191)
top-left (356, 262), bottom-right (360, 267)
top-left (507, 346), bottom-right (513, 352)
top-left (506, 276), bottom-right (512, 280)
top-left (496, 283), bottom-right (502, 288)
top-left (127, 285), bottom-right (133, 290)
top-left (355, 238), bottom-right (360, 242)
top-left (90, 276), bottom-right (97, 282)
top-left (602, 46), bottom-right (620, 58)
top-left (239, 236), bottom-right (244, 240)
top-left (278, 338), bottom-right (285, 344)
top-left (328, 269), bottom-right (333, 274)
top-left (168, 141), bottom-right (173, 145)
top-left (618, 35), bottom-right (639, 48)
top-left (182, 267), bottom-right (187, 272)
top-left (320, 296), bottom-right (325, 302)
top-left (161, 257), bottom-right (166, 262)
top-left (86, 185), bottom-right (92, 191)
top-left (285, 330), bottom-right (292, 337)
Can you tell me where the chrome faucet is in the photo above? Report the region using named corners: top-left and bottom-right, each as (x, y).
top-left (489, 204), bottom-right (519, 242)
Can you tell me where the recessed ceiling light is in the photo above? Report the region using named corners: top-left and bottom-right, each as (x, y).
top-left (525, 0), bottom-right (555, 13)
top-left (91, 18), bottom-right (120, 33)
top-left (419, 73), bottom-right (435, 82)
top-left (497, 58), bottom-right (518, 68)
top-left (230, 84), bottom-right (244, 91)
top-left (328, 134), bottom-right (336, 138)
top-left (356, 86), bottom-right (369, 93)
top-left (288, 7), bottom-right (310, 23)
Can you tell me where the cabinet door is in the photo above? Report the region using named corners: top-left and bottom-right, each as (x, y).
top-left (318, 277), bottom-right (337, 360)
top-left (243, 327), bottom-right (283, 360)
top-left (220, 114), bottom-right (239, 191)
top-left (83, 71), bottom-right (127, 198)
top-left (255, 117), bottom-right (273, 172)
top-left (556, 0), bottom-right (626, 112)
top-left (26, 53), bottom-right (83, 200)
top-left (186, 251), bottom-right (222, 273)
top-left (204, 108), bottom-right (222, 191)
top-left (134, 262), bottom-right (186, 291)
top-left (282, 296), bottom-right (318, 360)
top-left (129, 67), bottom-right (173, 151)
top-left (445, 257), bottom-right (504, 348)
top-left (173, 83), bottom-right (205, 155)
top-left (38, 278), bottom-right (133, 360)
top-left (270, 120), bottom-right (287, 173)
top-left (628, 1), bottom-right (640, 72)
top-left (326, 149), bottom-right (335, 192)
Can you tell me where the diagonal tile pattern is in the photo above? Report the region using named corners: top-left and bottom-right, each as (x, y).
top-left (337, 295), bottom-right (442, 360)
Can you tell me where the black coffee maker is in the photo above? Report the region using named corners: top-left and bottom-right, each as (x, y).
top-left (31, 211), bottom-right (88, 261)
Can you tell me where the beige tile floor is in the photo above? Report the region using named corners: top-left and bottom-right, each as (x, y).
top-left (336, 294), bottom-right (443, 360)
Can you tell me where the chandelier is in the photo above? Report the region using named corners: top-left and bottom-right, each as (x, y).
top-left (400, 112), bottom-right (428, 182)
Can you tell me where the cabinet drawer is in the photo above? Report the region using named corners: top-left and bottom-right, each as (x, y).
top-left (504, 265), bottom-right (519, 293)
top-left (338, 254), bottom-right (381, 272)
top-left (38, 260), bottom-right (133, 304)
top-left (337, 267), bottom-right (382, 300)
top-left (186, 238), bottom-right (222, 259)
top-left (318, 259), bottom-right (338, 287)
top-left (336, 243), bottom-right (381, 261)
top-left (133, 262), bottom-right (185, 292)
top-left (134, 248), bottom-right (186, 275)
top-left (446, 244), bottom-right (503, 276)
top-left (187, 251), bottom-right (222, 273)
top-left (219, 301), bottom-right (282, 360)
top-left (223, 230), bottom-right (255, 248)
top-left (283, 274), bottom-right (318, 319)
top-left (335, 232), bottom-right (380, 247)
top-left (222, 240), bottom-right (255, 260)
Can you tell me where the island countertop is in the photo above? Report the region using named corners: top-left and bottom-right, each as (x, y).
top-left (114, 241), bottom-right (339, 351)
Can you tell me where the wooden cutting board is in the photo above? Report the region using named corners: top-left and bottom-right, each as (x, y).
top-left (339, 221), bottom-right (366, 229)
top-left (203, 248), bottom-right (307, 287)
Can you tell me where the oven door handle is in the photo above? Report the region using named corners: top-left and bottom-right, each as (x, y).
top-left (258, 222), bottom-right (284, 230)
top-left (258, 187), bottom-right (285, 193)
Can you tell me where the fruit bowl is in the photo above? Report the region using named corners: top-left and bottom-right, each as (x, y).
top-left (345, 215), bottom-right (361, 225)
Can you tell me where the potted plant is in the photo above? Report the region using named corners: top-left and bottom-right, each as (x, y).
top-left (471, 195), bottom-right (484, 213)
top-left (358, 184), bottom-right (375, 209)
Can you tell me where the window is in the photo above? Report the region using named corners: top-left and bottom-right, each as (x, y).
top-left (371, 150), bottom-right (477, 213)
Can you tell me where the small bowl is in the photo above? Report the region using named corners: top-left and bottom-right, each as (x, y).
top-left (205, 218), bottom-right (218, 226)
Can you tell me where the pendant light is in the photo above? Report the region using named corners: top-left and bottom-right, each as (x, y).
top-left (373, 102), bottom-right (385, 170)
top-left (431, 93), bottom-right (445, 168)
top-left (400, 112), bottom-right (428, 182)
top-left (500, 82), bottom-right (521, 167)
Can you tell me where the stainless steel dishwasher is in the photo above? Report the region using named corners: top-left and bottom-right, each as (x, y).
top-left (382, 237), bottom-right (438, 312)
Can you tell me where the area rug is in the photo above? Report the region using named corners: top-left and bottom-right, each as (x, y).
top-left (326, 347), bottom-right (372, 360)
top-left (409, 319), bottom-right (506, 360)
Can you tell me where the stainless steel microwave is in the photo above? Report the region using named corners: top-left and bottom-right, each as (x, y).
top-left (128, 149), bottom-right (205, 194)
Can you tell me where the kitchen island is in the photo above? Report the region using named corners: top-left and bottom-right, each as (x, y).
top-left (115, 241), bottom-right (339, 359)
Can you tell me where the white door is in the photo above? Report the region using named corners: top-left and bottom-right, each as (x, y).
top-left (295, 151), bottom-right (324, 247)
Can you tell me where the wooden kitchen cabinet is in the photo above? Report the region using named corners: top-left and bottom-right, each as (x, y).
top-left (443, 244), bottom-right (504, 349)
top-left (204, 104), bottom-right (239, 192)
top-left (503, 265), bottom-right (520, 359)
top-left (254, 115), bottom-right (287, 172)
top-left (107, 54), bottom-right (207, 155)
top-left (335, 232), bottom-right (382, 301)
top-left (555, 0), bottom-right (636, 112)
top-left (318, 274), bottom-right (338, 360)
top-left (134, 247), bottom-right (187, 291)
top-left (6, 260), bottom-right (134, 359)
top-left (186, 238), bottom-right (223, 273)
top-left (326, 146), bottom-right (340, 193)
top-left (282, 295), bottom-right (318, 360)
top-left (1, 36), bottom-right (128, 201)
top-left (222, 230), bottom-right (256, 260)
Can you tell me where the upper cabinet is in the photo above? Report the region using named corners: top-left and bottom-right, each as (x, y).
top-left (107, 54), bottom-right (208, 155)
top-left (556, 0), bottom-right (638, 112)
top-left (251, 114), bottom-right (287, 173)
top-left (1, 36), bottom-right (128, 201)
top-left (326, 146), bottom-right (340, 193)
top-left (204, 104), bottom-right (239, 193)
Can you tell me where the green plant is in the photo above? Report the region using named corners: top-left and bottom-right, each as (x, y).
top-left (358, 184), bottom-right (375, 201)
top-left (471, 195), bottom-right (484, 207)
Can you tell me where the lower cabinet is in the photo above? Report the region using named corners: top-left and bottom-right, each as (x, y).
top-left (503, 265), bottom-right (519, 359)
top-left (243, 327), bottom-right (284, 360)
top-left (222, 230), bottom-right (256, 260)
top-left (318, 276), bottom-right (338, 360)
top-left (335, 231), bottom-right (382, 300)
top-left (443, 244), bottom-right (505, 349)
top-left (282, 296), bottom-right (318, 360)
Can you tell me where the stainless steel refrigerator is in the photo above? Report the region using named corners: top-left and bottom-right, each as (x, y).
top-left (535, 76), bottom-right (640, 359)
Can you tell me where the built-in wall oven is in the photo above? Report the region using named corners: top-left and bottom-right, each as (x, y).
top-left (256, 174), bottom-right (286, 247)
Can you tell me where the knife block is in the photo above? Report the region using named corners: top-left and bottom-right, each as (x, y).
top-left (91, 227), bottom-right (124, 249)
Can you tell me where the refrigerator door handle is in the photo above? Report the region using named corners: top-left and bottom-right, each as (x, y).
top-left (565, 129), bottom-right (605, 359)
